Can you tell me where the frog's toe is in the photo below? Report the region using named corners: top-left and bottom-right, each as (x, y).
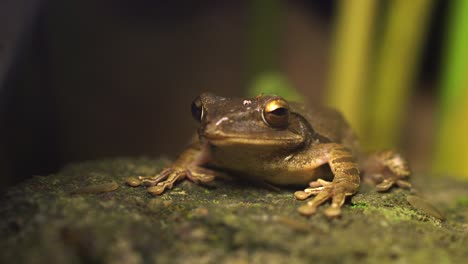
top-left (296, 180), bottom-right (355, 218)
top-left (129, 165), bottom-right (217, 195)
top-left (146, 170), bottom-right (187, 195)
top-left (296, 188), bottom-right (334, 216)
top-left (396, 179), bottom-right (412, 189)
top-left (375, 176), bottom-right (411, 192)
top-left (294, 191), bottom-right (311, 200)
top-left (186, 166), bottom-right (216, 184)
top-left (147, 185), bottom-right (165, 195)
top-left (375, 179), bottom-right (394, 192)
top-left (297, 204), bottom-right (318, 216)
top-left (125, 177), bottom-right (142, 187)
top-left (294, 187), bottom-right (323, 200)
top-left (324, 191), bottom-right (346, 218)
top-left (137, 168), bottom-right (173, 187)
top-left (126, 167), bottom-right (171, 187)
top-left (324, 205), bottom-right (341, 218)
top-left (309, 178), bottom-right (332, 188)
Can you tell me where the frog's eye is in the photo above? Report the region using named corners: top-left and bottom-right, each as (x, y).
top-left (191, 96), bottom-right (204, 122)
top-left (262, 98), bottom-right (290, 128)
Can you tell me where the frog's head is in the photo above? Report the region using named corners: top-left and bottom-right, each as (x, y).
top-left (191, 93), bottom-right (311, 151)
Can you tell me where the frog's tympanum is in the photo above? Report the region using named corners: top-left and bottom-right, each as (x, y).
top-left (127, 93), bottom-right (411, 218)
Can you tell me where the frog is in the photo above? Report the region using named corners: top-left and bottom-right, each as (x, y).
top-left (126, 93), bottom-right (411, 218)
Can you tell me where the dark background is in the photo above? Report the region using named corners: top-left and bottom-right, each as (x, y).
top-left (0, 0), bottom-right (446, 188)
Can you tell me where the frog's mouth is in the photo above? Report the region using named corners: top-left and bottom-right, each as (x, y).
top-left (200, 133), bottom-right (304, 147)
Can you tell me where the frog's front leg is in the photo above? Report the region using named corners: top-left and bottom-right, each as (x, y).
top-left (126, 142), bottom-right (216, 195)
top-left (294, 143), bottom-right (360, 218)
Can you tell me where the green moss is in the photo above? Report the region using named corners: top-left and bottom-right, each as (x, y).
top-left (363, 206), bottom-right (425, 223)
top-left (350, 202), bottom-right (368, 209)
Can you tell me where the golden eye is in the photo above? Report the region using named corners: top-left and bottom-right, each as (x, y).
top-left (191, 96), bottom-right (204, 122)
top-left (262, 98), bottom-right (290, 128)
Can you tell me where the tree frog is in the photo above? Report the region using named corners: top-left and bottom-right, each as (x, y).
top-left (127, 93), bottom-right (411, 217)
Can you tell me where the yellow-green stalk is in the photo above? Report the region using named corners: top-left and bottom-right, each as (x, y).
top-left (367, 0), bottom-right (434, 150)
top-left (327, 0), bottom-right (377, 138)
top-left (433, 0), bottom-right (468, 178)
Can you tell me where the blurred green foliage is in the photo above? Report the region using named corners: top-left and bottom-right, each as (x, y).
top-left (247, 0), bottom-right (468, 178)
top-left (247, 72), bottom-right (303, 102)
top-left (434, 0), bottom-right (468, 178)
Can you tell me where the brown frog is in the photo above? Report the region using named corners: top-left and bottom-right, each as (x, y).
top-left (127, 93), bottom-right (411, 217)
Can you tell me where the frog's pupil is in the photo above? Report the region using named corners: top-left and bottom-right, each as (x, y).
top-left (270, 107), bottom-right (288, 116)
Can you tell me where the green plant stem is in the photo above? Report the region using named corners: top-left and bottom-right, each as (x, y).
top-left (327, 0), bottom-right (377, 138)
top-left (434, 0), bottom-right (468, 177)
top-left (367, 0), bottom-right (434, 150)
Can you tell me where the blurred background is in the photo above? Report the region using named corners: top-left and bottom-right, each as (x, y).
top-left (1, 0), bottom-right (467, 189)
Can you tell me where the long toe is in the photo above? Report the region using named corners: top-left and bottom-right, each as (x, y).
top-left (297, 204), bottom-right (317, 216)
top-left (324, 205), bottom-right (342, 218)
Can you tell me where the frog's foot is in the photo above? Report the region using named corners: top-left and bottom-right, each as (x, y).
top-left (362, 150), bottom-right (412, 192)
top-left (294, 179), bottom-right (355, 218)
top-left (374, 175), bottom-right (412, 192)
top-left (125, 165), bottom-right (216, 195)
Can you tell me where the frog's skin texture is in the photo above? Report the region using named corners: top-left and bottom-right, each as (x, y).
top-left (127, 93), bottom-right (411, 218)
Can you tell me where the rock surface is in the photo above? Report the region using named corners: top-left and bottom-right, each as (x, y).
top-left (1, 158), bottom-right (467, 263)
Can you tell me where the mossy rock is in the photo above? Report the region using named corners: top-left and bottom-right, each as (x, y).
top-left (0, 158), bottom-right (467, 263)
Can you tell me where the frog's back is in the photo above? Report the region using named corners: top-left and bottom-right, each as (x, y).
top-left (290, 102), bottom-right (359, 153)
